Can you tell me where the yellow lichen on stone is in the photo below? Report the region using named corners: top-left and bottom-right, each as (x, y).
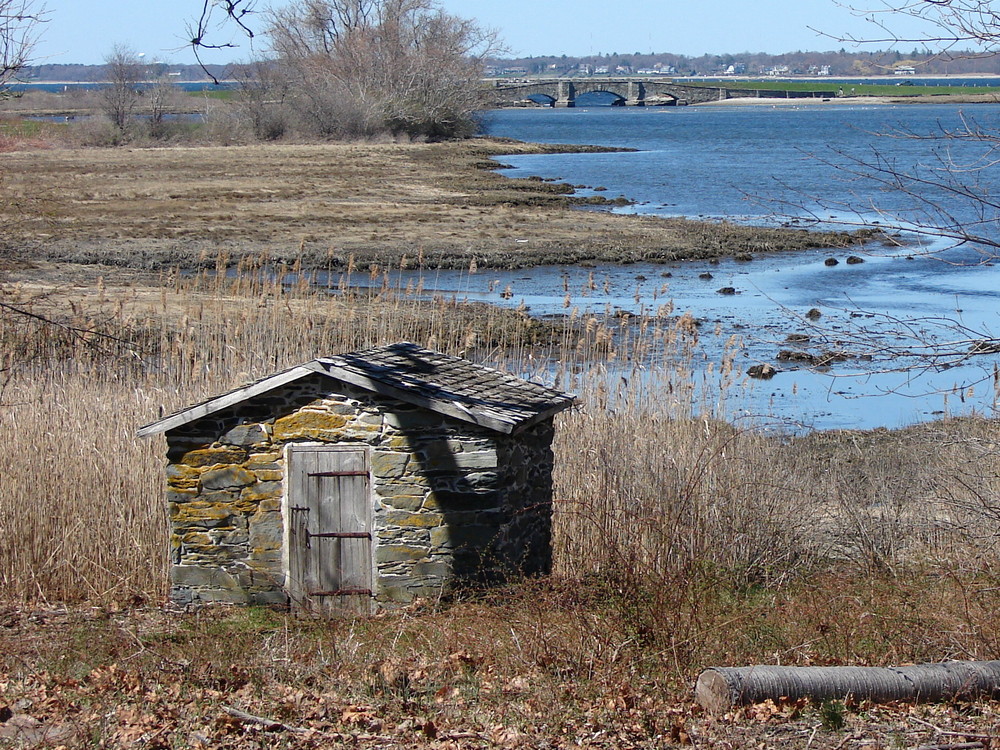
top-left (249, 452), bottom-right (282, 463)
top-left (166, 486), bottom-right (199, 502)
top-left (240, 484), bottom-right (282, 506)
top-left (272, 412), bottom-right (349, 441)
top-left (385, 510), bottom-right (445, 528)
top-left (255, 498), bottom-right (282, 513)
top-left (179, 447), bottom-right (247, 467)
top-left (171, 502), bottom-right (234, 525)
top-left (167, 464), bottom-right (202, 485)
top-left (253, 469), bottom-right (283, 482)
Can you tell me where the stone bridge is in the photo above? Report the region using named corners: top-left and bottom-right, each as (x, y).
top-left (489, 78), bottom-right (837, 107)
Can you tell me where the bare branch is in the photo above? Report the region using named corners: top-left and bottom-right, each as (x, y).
top-left (187, 0), bottom-right (257, 84)
top-left (823, 0), bottom-right (1000, 55)
top-left (0, 0), bottom-right (45, 92)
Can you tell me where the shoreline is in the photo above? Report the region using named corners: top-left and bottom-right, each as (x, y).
top-left (0, 138), bottom-right (865, 279)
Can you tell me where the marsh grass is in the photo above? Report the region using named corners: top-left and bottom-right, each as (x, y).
top-left (5, 264), bottom-right (1000, 747)
top-left (1, 257), bottom-right (999, 668)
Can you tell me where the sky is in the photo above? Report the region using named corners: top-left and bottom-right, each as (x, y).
top-left (30, 1), bottom-right (932, 68)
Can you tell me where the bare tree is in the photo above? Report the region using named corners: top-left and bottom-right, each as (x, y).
top-left (140, 66), bottom-right (187, 141)
top-left (101, 44), bottom-right (143, 134)
top-left (0, 0), bottom-right (44, 92)
top-left (230, 58), bottom-right (292, 140)
top-left (794, 2), bottom-right (1000, 261)
top-left (265, 0), bottom-right (501, 139)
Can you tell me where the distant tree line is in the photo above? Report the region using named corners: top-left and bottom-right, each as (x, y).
top-left (23, 63), bottom-right (230, 83)
top-left (491, 48), bottom-right (1000, 77)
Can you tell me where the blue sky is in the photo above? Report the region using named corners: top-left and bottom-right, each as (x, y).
top-left (32, 1), bottom-right (929, 67)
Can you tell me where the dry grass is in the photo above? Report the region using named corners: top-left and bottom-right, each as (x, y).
top-left (1, 267), bottom-right (1000, 746)
top-left (1, 263), bottom-right (998, 609)
top-left (4, 576), bottom-right (1000, 748)
top-left (0, 138), bottom-right (861, 273)
top-left (0, 139), bottom-right (999, 746)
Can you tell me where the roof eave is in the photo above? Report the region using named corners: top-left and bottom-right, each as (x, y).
top-left (136, 363), bottom-right (322, 437)
top-left (510, 397), bottom-right (577, 435)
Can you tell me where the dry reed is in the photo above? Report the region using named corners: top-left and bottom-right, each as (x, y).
top-left (0, 258), bottom-right (998, 613)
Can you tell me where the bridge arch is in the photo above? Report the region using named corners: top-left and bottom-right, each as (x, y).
top-left (490, 78), bottom-right (733, 108)
top-left (524, 93), bottom-right (557, 106)
top-left (574, 88), bottom-right (627, 106)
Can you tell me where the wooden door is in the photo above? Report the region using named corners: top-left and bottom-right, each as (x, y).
top-left (286, 445), bottom-right (373, 616)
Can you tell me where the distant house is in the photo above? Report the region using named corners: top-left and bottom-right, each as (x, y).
top-left (139, 343), bottom-right (576, 615)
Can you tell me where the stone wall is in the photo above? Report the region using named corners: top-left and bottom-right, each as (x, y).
top-left (163, 373), bottom-right (555, 609)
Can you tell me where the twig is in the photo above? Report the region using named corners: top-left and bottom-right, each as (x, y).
top-left (910, 715), bottom-right (994, 742)
top-left (0, 299), bottom-right (135, 347)
top-left (221, 705), bottom-right (309, 734)
top-left (935, 733), bottom-right (994, 742)
top-left (805, 724), bottom-right (819, 749)
top-left (911, 743), bottom-right (985, 750)
top-left (911, 716), bottom-right (949, 734)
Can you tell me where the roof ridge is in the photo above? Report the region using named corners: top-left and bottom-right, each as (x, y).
top-left (139, 343), bottom-right (575, 438)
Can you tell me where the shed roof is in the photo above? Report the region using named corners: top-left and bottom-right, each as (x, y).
top-left (138, 342), bottom-right (576, 437)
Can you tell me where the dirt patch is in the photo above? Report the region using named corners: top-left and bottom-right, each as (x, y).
top-left (0, 138), bottom-right (862, 279)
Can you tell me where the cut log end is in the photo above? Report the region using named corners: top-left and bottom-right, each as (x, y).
top-left (695, 668), bottom-right (736, 714)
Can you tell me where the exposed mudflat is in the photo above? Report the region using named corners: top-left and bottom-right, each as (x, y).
top-left (0, 138), bottom-right (861, 283)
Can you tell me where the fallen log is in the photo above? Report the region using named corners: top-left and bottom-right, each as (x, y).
top-left (695, 661), bottom-right (1000, 714)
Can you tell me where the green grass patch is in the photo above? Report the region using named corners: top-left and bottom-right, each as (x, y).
top-left (192, 88), bottom-right (235, 101)
top-left (0, 117), bottom-right (68, 138)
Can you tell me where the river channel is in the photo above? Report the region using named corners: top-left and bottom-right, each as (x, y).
top-left (396, 104), bottom-right (1000, 431)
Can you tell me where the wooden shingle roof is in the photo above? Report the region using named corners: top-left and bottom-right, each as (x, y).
top-left (138, 342), bottom-right (576, 437)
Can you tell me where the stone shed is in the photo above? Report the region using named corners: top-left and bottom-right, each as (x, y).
top-left (138, 342), bottom-right (576, 615)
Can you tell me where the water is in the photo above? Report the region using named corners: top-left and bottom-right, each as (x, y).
top-left (426, 104), bottom-right (1000, 431)
top-left (10, 81), bottom-right (238, 93)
